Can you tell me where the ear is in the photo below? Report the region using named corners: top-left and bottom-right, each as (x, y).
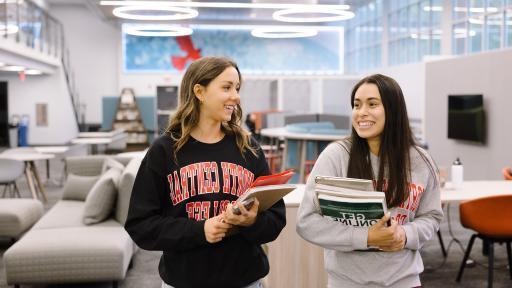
top-left (193, 84), bottom-right (204, 102)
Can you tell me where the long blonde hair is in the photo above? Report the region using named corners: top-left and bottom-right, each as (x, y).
top-left (165, 56), bottom-right (257, 162)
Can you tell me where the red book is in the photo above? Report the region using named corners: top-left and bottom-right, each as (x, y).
top-left (235, 170), bottom-right (296, 213)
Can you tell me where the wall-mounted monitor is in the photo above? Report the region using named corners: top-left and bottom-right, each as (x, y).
top-left (447, 94), bottom-right (486, 144)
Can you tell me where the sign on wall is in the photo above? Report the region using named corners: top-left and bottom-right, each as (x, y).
top-left (123, 24), bottom-right (344, 74)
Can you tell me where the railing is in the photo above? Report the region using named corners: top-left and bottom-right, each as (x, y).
top-left (0, 0), bottom-right (80, 130)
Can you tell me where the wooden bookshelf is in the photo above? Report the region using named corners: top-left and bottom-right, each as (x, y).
top-left (112, 88), bottom-right (148, 149)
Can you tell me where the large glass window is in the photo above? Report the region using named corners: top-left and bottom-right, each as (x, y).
top-left (507, 9), bottom-right (512, 47)
top-left (344, 0), bottom-right (383, 73)
top-left (387, 0), bottom-right (441, 66)
top-left (452, 0), bottom-right (510, 54)
top-left (486, 13), bottom-right (502, 50)
top-left (453, 22), bottom-right (467, 54)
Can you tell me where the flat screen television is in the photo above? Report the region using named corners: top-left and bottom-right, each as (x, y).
top-left (447, 94), bottom-right (486, 144)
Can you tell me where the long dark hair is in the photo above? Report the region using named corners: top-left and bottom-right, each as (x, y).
top-left (165, 56), bottom-right (256, 162)
top-left (347, 74), bottom-right (434, 208)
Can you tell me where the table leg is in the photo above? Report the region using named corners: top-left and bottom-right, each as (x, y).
top-left (298, 140), bottom-right (307, 183)
top-left (281, 139), bottom-right (289, 172)
top-left (24, 164), bottom-right (38, 200)
top-left (30, 161), bottom-right (48, 203)
top-left (46, 159), bottom-right (50, 180)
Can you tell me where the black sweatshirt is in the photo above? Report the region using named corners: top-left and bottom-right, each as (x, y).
top-left (125, 134), bottom-right (286, 288)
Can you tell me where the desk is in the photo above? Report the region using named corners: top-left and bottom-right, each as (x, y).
top-left (71, 133), bottom-right (127, 154)
top-left (267, 181), bottom-right (512, 288)
top-left (0, 153), bottom-right (54, 202)
top-left (33, 145), bottom-right (85, 184)
top-left (78, 129), bottom-right (124, 138)
top-left (260, 127), bottom-right (348, 183)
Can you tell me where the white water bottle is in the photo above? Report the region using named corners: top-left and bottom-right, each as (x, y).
top-left (451, 158), bottom-right (463, 189)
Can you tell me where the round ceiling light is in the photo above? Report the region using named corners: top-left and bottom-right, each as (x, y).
top-left (273, 7), bottom-right (354, 23)
top-left (112, 6), bottom-right (198, 21)
top-left (125, 25), bottom-right (193, 37)
top-left (25, 69), bottom-right (43, 75)
top-left (251, 27), bottom-right (318, 38)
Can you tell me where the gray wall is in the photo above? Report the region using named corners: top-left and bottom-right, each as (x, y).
top-left (425, 49), bottom-right (512, 180)
top-left (51, 4), bottom-right (119, 124)
top-left (322, 78), bottom-right (359, 115)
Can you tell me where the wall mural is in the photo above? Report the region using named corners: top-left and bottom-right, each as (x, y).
top-left (123, 25), bottom-right (343, 74)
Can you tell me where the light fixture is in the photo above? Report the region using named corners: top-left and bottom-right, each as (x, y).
top-left (273, 7), bottom-right (354, 23)
top-left (2, 65), bottom-right (25, 71)
top-left (251, 27), bottom-right (318, 38)
top-left (101, 1), bottom-right (350, 10)
top-left (112, 6), bottom-right (198, 21)
top-left (124, 25), bottom-right (193, 37)
top-left (0, 24), bottom-right (19, 35)
top-left (453, 28), bottom-right (477, 38)
top-left (24, 69), bottom-right (43, 75)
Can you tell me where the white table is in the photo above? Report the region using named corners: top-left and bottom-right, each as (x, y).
top-left (71, 132), bottom-right (127, 154)
top-left (77, 129), bottom-right (124, 138)
top-left (260, 127), bottom-right (348, 183)
top-left (267, 181), bottom-right (512, 288)
top-left (0, 153), bottom-right (54, 202)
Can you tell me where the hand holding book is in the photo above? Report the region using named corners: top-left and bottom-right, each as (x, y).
top-left (367, 213), bottom-right (407, 251)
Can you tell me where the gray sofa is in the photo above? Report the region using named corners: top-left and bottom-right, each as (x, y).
top-left (4, 155), bottom-right (142, 288)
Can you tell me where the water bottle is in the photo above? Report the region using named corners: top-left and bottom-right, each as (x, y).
top-left (451, 158), bottom-right (463, 189)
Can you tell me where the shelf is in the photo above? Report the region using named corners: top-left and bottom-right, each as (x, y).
top-left (112, 88), bottom-right (148, 148)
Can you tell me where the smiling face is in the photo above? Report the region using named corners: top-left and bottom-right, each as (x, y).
top-left (352, 83), bottom-right (386, 147)
top-left (194, 66), bottom-right (241, 123)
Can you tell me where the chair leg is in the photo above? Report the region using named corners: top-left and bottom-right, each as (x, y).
top-left (488, 240), bottom-right (494, 288)
top-left (507, 241), bottom-right (512, 279)
top-left (13, 182), bottom-right (21, 198)
top-left (456, 234), bottom-right (477, 282)
top-left (437, 230), bottom-right (447, 257)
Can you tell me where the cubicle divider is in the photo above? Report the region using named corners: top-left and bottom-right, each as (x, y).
top-left (102, 96), bottom-right (157, 143)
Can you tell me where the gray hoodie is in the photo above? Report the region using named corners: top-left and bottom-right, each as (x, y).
top-left (296, 140), bottom-right (443, 288)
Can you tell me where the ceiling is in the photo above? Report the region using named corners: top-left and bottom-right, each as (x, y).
top-left (48, 0), bottom-right (373, 27)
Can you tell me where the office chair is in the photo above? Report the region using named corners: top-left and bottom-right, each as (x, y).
top-left (456, 195), bottom-right (512, 288)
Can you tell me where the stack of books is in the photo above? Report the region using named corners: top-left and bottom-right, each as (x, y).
top-left (315, 176), bottom-right (388, 227)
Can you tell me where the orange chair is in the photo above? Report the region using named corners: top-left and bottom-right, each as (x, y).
top-left (503, 167), bottom-right (512, 180)
top-left (456, 195), bottom-right (512, 288)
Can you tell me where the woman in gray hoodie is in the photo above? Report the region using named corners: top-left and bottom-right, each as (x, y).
top-left (297, 74), bottom-right (443, 288)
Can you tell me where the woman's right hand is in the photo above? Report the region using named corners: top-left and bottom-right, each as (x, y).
top-left (204, 214), bottom-right (232, 243)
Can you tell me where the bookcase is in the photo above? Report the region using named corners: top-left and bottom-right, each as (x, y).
top-left (112, 88), bottom-right (148, 149)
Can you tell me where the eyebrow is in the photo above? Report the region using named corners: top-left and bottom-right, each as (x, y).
top-left (354, 97), bottom-right (381, 101)
top-left (220, 80), bottom-right (240, 85)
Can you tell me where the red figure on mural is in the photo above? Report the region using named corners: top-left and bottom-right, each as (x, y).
top-left (171, 36), bottom-right (202, 71)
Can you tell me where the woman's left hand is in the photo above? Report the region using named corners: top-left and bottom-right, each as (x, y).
top-left (224, 198), bottom-right (259, 227)
top-left (378, 222), bottom-right (407, 252)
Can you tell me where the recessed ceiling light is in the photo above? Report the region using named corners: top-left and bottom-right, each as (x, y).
top-left (124, 25), bottom-right (193, 37)
top-left (25, 69), bottom-right (43, 75)
top-left (2, 65), bottom-right (25, 71)
top-left (251, 27), bottom-right (318, 38)
top-left (112, 6), bottom-right (198, 21)
top-left (101, 1), bottom-right (350, 10)
top-left (273, 7), bottom-right (355, 23)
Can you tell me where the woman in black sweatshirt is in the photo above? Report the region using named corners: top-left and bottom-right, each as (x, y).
top-left (125, 56), bottom-right (286, 288)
